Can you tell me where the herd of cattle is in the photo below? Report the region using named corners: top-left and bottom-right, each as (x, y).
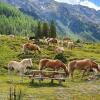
top-left (24, 37), bottom-right (75, 54)
top-left (5, 35), bottom-right (100, 82)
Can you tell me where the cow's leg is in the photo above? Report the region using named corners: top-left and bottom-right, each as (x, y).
top-left (69, 70), bottom-right (74, 80)
top-left (92, 68), bottom-right (98, 74)
top-left (71, 46), bottom-right (72, 50)
top-left (8, 69), bottom-right (12, 82)
top-left (69, 66), bottom-right (74, 79)
top-left (19, 71), bottom-right (24, 83)
top-left (34, 50), bottom-right (37, 55)
top-left (71, 72), bottom-right (74, 80)
top-left (81, 70), bottom-right (86, 79)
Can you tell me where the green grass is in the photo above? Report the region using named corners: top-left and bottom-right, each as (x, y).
top-left (0, 35), bottom-right (100, 100)
top-left (0, 74), bottom-right (100, 100)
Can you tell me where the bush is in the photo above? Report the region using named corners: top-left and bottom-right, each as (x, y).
top-left (54, 53), bottom-right (67, 63)
top-left (76, 39), bottom-right (81, 43)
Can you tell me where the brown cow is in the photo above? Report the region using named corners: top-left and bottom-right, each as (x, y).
top-left (39, 59), bottom-right (69, 76)
top-left (23, 43), bottom-right (41, 54)
top-left (68, 59), bottom-right (100, 79)
top-left (46, 38), bottom-right (58, 45)
top-left (63, 37), bottom-right (71, 41)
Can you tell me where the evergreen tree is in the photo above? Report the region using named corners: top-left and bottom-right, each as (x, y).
top-left (54, 53), bottom-right (67, 63)
top-left (49, 20), bottom-right (56, 38)
top-left (0, 2), bottom-right (37, 36)
top-left (35, 21), bottom-right (42, 39)
top-left (42, 22), bottom-right (49, 38)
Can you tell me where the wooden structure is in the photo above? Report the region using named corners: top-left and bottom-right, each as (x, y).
top-left (28, 70), bottom-right (68, 85)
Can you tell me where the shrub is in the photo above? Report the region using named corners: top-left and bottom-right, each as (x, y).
top-left (54, 53), bottom-right (67, 63)
top-left (76, 39), bottom-right (81, 43)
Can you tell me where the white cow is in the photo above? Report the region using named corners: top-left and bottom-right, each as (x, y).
top-left (67, 42), bottom-right (74, 50)
top-left (54, 46), bottom-right (64, 53)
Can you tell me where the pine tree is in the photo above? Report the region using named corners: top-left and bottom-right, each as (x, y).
top-left (0, 2), bottom-right (37, 36)
top-left (35, 21), bottom-right (42, 39)
top-left (49, 20), bottom-right (56, 38)
top-left (42, 22), bottom-right (49, 38)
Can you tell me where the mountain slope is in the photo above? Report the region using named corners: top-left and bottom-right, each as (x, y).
top-left (0, 0), bottom-right (100, 41)
top-left (0, 1), bottom-right (37, 36)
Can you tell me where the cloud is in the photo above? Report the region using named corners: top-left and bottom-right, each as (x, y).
top-left (55, 0), bottom-right (100, 10)
top-left (55, 0), bottom-right (80, 4)
top-left (80, 0), bottom-right (100, 10)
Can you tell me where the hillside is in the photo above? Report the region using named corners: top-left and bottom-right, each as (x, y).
top-left (0, 35), bottom-right (100, 99)
top-left (1, 0), bottom-right (100, 41)
top-left (0, 35), bottom-right (100, 72)
top-left (0, 2), bottom-right (37, 36)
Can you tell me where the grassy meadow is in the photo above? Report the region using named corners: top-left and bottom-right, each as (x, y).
top-left (0, 35), bottom-right (100, 100)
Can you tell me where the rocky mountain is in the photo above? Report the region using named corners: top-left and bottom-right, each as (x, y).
top-left (0, 0), bottom-right (100, 41)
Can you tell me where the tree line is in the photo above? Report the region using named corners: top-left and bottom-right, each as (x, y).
top-left (0, 2), bottom-right (37, 36)
top-left (0, 2), bottom-right (57, 38)
top-left (35, 20), bottom-right (57, 39)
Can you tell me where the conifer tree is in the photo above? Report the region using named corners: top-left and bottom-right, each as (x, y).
top-left (49, 20), bottom-right (56, 38)
top-left (35, 21), bottom-right (42, 39)
top-left (42, 22), bottom-right (49, 38)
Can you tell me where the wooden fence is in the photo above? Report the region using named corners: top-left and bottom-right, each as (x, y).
top-left (28, 70), bottom-right (68, 85)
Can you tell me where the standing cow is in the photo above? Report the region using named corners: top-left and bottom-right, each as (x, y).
top-left (67, 42), bottom-right (74, 50)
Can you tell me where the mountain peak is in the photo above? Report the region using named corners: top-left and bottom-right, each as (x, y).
top-left (29, 0), bottom-right (53, 3)
top-left (39, 0), bottom-right (53, 2)
top-left (0, 0), bottom-right (100, 41)
top-left (55, 0), bottom-right (100, 11)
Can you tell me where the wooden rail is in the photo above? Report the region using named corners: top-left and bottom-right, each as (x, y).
top-left (30, 70), bottom-right (66, 73)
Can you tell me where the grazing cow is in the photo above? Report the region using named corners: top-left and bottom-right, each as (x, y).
top-left (58, 40), bottom-right (63, 46)
top-left (39, 39), bottom-right (46, 44)
top-left (8, 59), bottom-right (33, 82)
top-left (8, 35), bottom-right (15, 38)
top-left (46, 38), bottom-right (58, 45)
top-left (22, 43), bottom-right (41, 54)
top-left (74, 43), bottom-right (84, 48)
top-left (44, 37), bottom-right (49, 44)
top-left (63, 40), bottom-right (69, 47)
top-left (39, 59), bottom-right (69, 76)
top-left (63, 37), bottom-right (71, 41)
top-left (68, 59), bottom-right (100, 79)
top-left (54, 46), bottom-right (64, 54)
top-left (67, 42), bottom-right (74, 50)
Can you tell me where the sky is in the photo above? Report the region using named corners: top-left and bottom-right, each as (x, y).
top-left (55, 0), bottom-right (100, 10)
top-left (91, 0), bottom-right (100, 6)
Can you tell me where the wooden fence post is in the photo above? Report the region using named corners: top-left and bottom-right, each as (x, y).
top-left (51, 79), bottom-right (54, 85)
top-left (9, 87), bottom-right (12, 100)
top-left (58, 79), bottom-right (62, 86)
top-left (14, 87), bottom-right (16, 100)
